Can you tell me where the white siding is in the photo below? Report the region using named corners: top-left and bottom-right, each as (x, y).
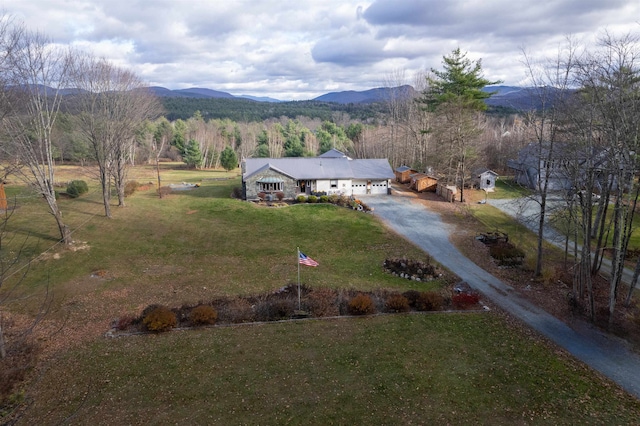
top-left (317, 179), bottom-right (352, 195)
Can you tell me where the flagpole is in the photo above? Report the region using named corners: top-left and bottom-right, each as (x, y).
top-left (297, 247), bottom-right (301, 310)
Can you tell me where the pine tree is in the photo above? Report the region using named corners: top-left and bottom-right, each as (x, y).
top-left (422, 48), bottom-right (500, 202)
top-left (220, 146), bottom-right (238, 171)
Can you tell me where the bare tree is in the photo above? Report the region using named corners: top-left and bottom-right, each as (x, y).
top-left (520, 39), bottom-right (577, 276)
top-left (573, 32), bottom-right (640, 323)
top-left (70, 53), bottom-right (161, 216)
top-left (0, 26), bottom-right (72, 244)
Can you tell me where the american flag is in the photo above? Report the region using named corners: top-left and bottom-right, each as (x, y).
top-left (299, 251), bottom-right (319, 267)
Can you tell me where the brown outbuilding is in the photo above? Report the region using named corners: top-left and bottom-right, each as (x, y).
top-left (394, 166), bottom-right (417, 184)
top-left (409, 173), bottom-right (438, 192)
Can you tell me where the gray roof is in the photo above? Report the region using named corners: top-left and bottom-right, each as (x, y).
top-left (319, 148), bottom-right (351, 159)
top-left (395, 165), bottom-right (414, 173)
top-left (243, 157), bottom-right (393, 180)
top-left (474, 168), bottom-right (499, 177)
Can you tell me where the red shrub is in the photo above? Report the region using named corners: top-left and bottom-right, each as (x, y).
top-left (452, 292), bottom-right (480, 309)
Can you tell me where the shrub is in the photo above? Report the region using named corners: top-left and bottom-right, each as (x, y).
top-left (216, 297), bottom-right (254, 323)
top-left (254, 298), bottom-right (295, 321)
top-left (327, 194), bottom-right (340, 204)
top-left (402, 290), bottom-right (421, 308)
top-left (257, 192), bottom-right (266, 201)
top-left (489, 242), bottom-right (525, 266)
top-left (385, 294), bottom-right (410, 313)
top-left (231, 186), bottom-right (243, 199)
top-left (275, 191), bottom-right (285, 201)
top-left (307, 288), bottom-right (339, 317)
top-left (452, 292), bottom-right (480, 309)
top-left (348, 293), bottom-right (376, 315)
top-left (66, 180), bottom-right (89, 198)
top-left (296, 195), bottom-right (307, 203)
top-left (115, 314), bottom-right (137, 331)
top-left (415, 291), bottom-right (444, 311)
top-left (124, 180), bottom-right (139, 197)
top-left (337, 195), bottom-right (350, 207)
top-left (189, 304), bottom-right (218, 326)
top-left (307, 195), bottom-right (318, 203)
top-left (319, 195), bottom-right (329, 203)
top-left (142, 305), bottom-right (177, 332)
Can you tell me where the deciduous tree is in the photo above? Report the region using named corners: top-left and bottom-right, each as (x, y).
top-left (0, 25), bottom-right (73, 243)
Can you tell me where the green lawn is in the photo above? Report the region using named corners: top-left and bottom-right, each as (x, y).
top-left (3, 165), bottom-right (640, 423)
top-left (21, 314), bottom-right (640, 425)
top-left (489, 177), bottom-right (532, 199)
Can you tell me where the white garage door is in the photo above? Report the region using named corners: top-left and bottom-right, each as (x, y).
top-left (351, 180), bottom-right (388, 195)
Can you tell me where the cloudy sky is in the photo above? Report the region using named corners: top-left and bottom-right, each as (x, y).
top-left (6, 0), bottom-right (640, 100)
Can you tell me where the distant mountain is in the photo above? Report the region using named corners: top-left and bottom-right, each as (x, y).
top-left (38, 83), bottom-right (566, 112)
top-left (239, 95), bottom-right (283, 103)
top-left (313, 85), bottom-right (418, 104)
top-left (147, 86), bottom-right (237, 99)
top-left (483, 85), bottom-right (574, 111)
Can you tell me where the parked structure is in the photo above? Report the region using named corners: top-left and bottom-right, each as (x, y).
top-left (242, 150), bottom-right (394, 200)
top-left (394, 165), bottom-right (417, 183)
top-left (474, 168), bottom-right (499, 192)
top-left (409, 173), bottom-right (438, 192)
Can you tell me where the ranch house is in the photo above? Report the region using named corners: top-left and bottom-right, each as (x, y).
top-left (242, 149), bottom-right (394, 200)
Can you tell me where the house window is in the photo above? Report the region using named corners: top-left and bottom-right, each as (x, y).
top-left (257, 177), bottom-right (284, 192)
top-left (330, 179), bottom-right (338, 188)
top-left (486, 179), bottom-right (491, 185)
top-left (257, 181), bottom-right (283, 192)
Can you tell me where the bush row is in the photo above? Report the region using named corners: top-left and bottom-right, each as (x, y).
top-left (116, 285), bottom-right (481, 334)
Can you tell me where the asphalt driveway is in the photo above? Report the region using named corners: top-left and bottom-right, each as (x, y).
top-left (361, 193), bottom-right (640, 399)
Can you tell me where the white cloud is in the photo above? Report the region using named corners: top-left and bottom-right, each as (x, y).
top-left (4, 0), bottom-right (639, 100)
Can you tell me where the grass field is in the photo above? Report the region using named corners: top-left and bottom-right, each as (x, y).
top-left (2, 164), bottom-right (640, 423)
top-left (20, 313), bottom-right (640, 425)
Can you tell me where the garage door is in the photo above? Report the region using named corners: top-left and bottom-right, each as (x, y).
top-left (351, 180), bottom-right (388, 195)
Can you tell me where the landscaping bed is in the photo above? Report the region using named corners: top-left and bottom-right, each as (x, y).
top-left (110, 282), bottom-right (484, 335)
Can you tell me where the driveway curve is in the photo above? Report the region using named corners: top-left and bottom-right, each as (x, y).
top-left (361, 193), bottom-right (640, 399)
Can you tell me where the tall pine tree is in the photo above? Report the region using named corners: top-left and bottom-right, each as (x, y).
top-left (422, 48), bottom-right (500, 202)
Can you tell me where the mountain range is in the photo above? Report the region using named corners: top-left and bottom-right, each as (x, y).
top-left (146, 84), bottom-right (546, 110)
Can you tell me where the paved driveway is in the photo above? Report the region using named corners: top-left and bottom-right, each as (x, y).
top-left (488, 196), bottom-right (638, 288)
top-left (361, 193), bottom-right (640, 399)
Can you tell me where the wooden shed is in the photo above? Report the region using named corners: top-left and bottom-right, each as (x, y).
top-left (394, 166), bottom-right (416, 184)
top-left (410, 173), bottom-right (438, 192)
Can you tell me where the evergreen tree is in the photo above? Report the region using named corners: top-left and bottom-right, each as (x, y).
top-left (220, 146), bottom-right (238, 171)
top-left (182, 139), bottom-right (203, 168)
top-left (421, 48), bottom-right (500, 202)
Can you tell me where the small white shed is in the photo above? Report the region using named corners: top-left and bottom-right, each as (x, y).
top-left (475, 169), bottom-right (499, 192)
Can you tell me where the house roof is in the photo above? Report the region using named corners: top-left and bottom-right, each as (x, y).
top-left (319, 148), bottom-right (351, 159)
top-left (409, 172), bottom-right (438, 181)
top-left (243, 156), bottom-right (393, 180)
top-left (474, 168), bottom-right (499, 177)
top-left (395, 165), bottom-right (414, 173)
